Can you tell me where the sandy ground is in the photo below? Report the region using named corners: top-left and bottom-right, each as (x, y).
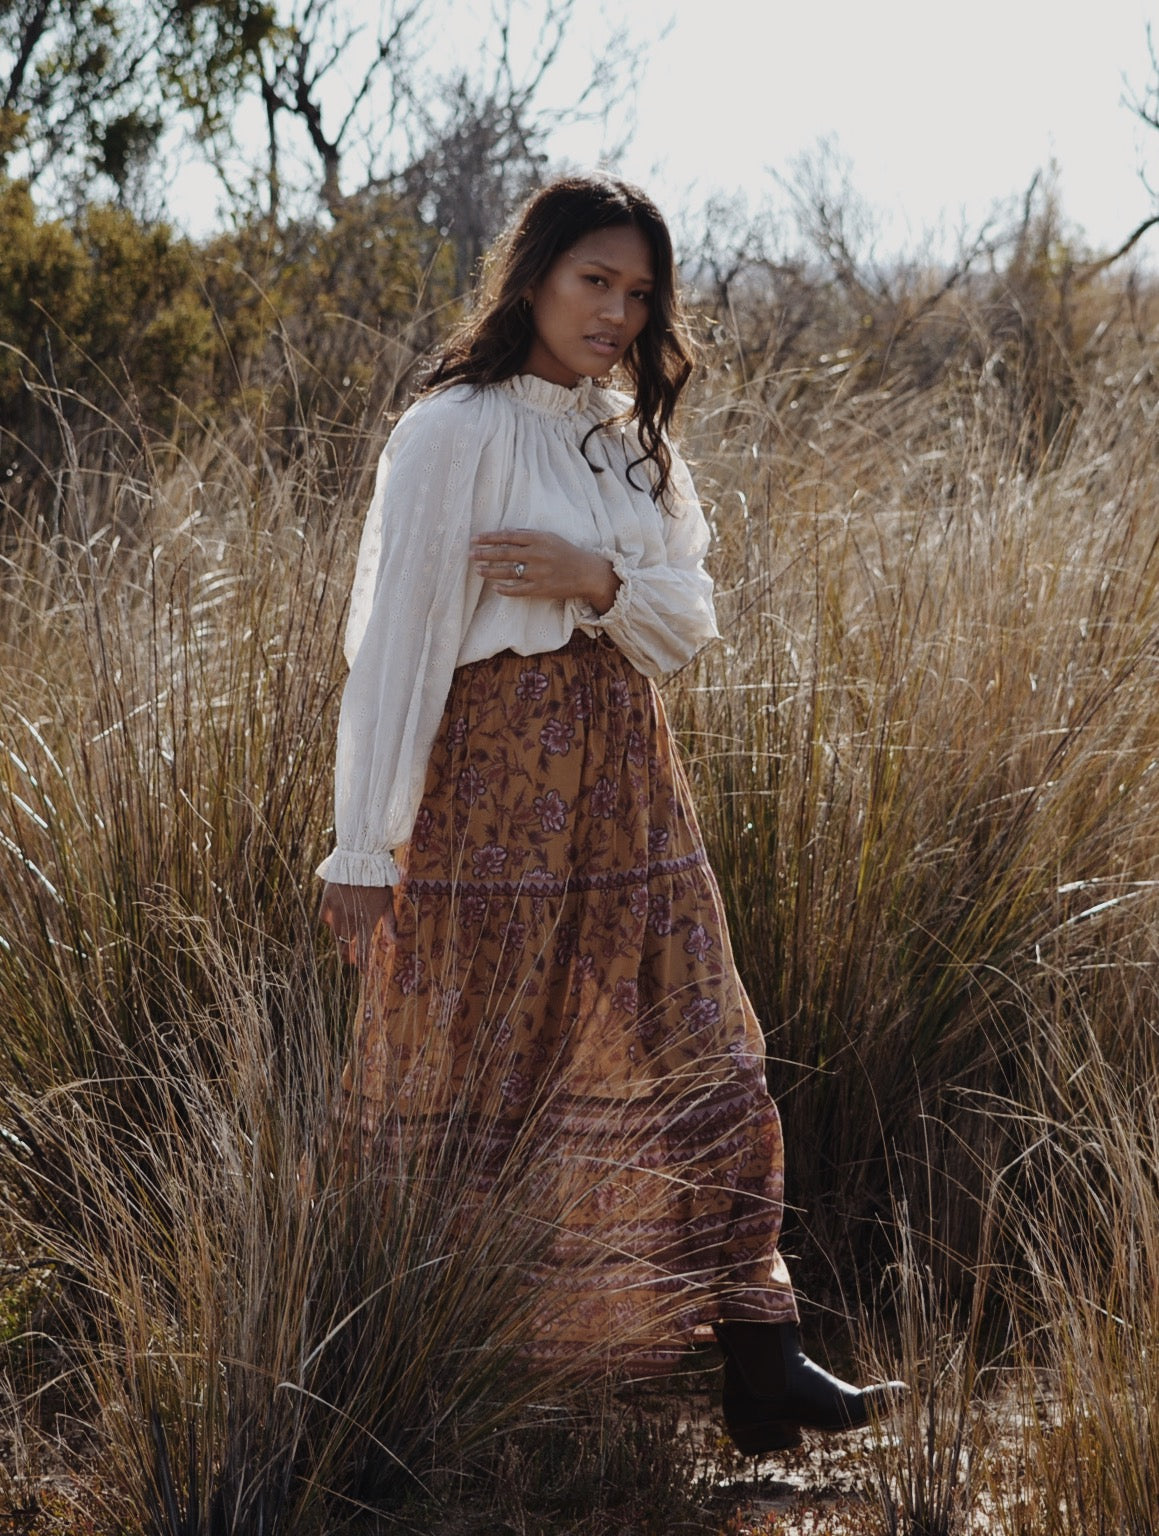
top-left (684, 1393), bottom-right (884, 1535)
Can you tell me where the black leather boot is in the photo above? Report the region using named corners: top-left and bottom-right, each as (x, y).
top-left (713, 1321), bottom-right (906, 1455)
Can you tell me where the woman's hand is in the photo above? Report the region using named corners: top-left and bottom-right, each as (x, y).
top-left (319, 881), bottom-right (397, 968)
top-left (471, 529), bottom-right (619, 615)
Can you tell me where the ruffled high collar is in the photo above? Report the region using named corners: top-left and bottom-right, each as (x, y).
top-left (503, 372), bottom-right (595, 418)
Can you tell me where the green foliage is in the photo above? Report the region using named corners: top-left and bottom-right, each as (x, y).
top-left (0, 183), bottom-right (455, 515)
top-left (160, 1), bottom-right (278, 137)
top-left (0, 181), bottom-right (211, 457)
top-left (198, 193), bottom-right (456, 428)
top-left (0, 0), bottom-right (130, 187)
top-left (0, 0), bottom-right (275, 200)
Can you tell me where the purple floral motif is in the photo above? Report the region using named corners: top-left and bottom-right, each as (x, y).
top-left (432, 984), bottom-right (461, 1029)
top-left (647, 826), bottom-right (669, 857)
top-left (571, 952), bottom-right (596, 991)
top-left (539, 717), bottom-right (574, 756)
top-left (612, 977), bottom-right (638, 1015)
top-left (609, 677), bottom-right (632, 711)
top-left (515, 669), bottom-right (549, 702)
top-left (471, 843), bottom-right (508, 878)
top-left (636, 1011), bottom-right (662, 1044)
top-left (627, 729), bottom-right (646, 766)
top-left (448, 715), bottom-right (469, 747)
top-left (461, 890), bottom-right (490, 926)
top-left (493, 1017), bottom-right (514, 1048)
top-left (728, 1037), bottom-right (762, 1074)
top-left (456, 762), bottom-right (488, 806)
top-left (684, 923), bottom-right (713, 963)
top-left (412, 806), bottom-right (434, 851)
top-left (647, 891), bottom-right (672, 936)
top-left (566, 681), bottom-right (592, 720)
top-left (681, 996), bottom-right (720, 1033)
top-left (500, 1069), bottom-right (529, 1103)
top-left (589, 776), bottom-right (617, 819)
top-left (502, 919), bottom-right (527, 953)
top-left (527, 1036), bottom-right (553, 1073)
top-left (395, 953), bottom-right (425, 997)
top-left (533, 788), bottom-right (569, 832)
top-left (554, 921), bottom-right (578, 966)
top-left (628, 886), bottom-right (650, 921)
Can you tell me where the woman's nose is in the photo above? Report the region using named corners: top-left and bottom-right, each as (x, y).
top-left (599, 290), bottom-right (627, 323)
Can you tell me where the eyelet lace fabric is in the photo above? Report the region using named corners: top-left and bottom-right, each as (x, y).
top-left (317, 376), bottom-right (719, 887)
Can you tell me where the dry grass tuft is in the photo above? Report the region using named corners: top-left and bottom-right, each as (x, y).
top-left (670, 347), bottom-right (1159, 1298)
top-left (3, 268), bottom-right (1159, 1527)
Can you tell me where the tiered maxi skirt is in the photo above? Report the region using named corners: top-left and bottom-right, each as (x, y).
top-left (348, 632), bottom-right (797, 1374)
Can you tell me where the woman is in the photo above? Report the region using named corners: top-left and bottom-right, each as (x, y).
top-left (318, 173), bottom-right (902, 1455)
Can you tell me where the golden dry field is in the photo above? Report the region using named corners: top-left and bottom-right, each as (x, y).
top-left (3, 198), bottom-right (1159, 1532)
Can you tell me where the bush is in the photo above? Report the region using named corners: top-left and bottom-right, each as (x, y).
top-left (0, 185), bottom-right (457, 528)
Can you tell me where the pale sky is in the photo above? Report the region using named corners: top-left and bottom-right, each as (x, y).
top-left (548, 0), bottom-right (1159, 259)
top-left (174, 0), bottom-right (1159, 261)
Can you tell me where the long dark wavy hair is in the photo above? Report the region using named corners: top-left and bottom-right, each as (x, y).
top-left (422, 173), bottom-right (695, 504)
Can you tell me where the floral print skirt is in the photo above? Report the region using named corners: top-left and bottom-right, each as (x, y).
top-left (349, 631), bottom-right (797, 1373)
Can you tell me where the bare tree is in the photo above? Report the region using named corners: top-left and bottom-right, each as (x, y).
top-left (4, 0), bottom-right (644, 269)
top-left (774, 137), bottom-right (891, 306)
top-left (1, 0), bottom-right (159, 196)
top-left (1112, 23), bottom-right (1159, 268)
top-left (237, 0), bottom-right (641, 277)
top-left (252, 0), bottom-right (426, 221)
top-left (1, 1), bottom-right (277, 208)
top-left (391, 0), bottom-right (641, 290)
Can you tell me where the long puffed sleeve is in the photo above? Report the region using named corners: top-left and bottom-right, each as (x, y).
top-left (581, 445), bottom-right (720, 677)
top-left (316, 388), bottom-right (500, 886)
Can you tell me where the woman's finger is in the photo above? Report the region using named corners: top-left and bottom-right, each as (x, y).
top-left (475, 558), bottom-right (539, 590)
top-left (475, 556), bottom-right (531, 574)
top-left (472, 540), bottom-right (527, 556)
top-left (472, 528), bottom-right (536, 547)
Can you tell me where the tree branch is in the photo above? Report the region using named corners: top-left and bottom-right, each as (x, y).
top-left (1073, 214), bottom-right (1159, 284)
top-left (2, 0), bottom-right (53, 110)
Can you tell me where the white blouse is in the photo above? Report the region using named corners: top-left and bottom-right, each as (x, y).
top-left (315, 372), bottom-right (720, 887)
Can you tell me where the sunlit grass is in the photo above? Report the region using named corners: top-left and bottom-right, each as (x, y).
top-left (0, 402), bottom-right (722, 1529)
top-left (2, 274), bottom-right (1159, 1528)
top-left (670, 355), bottom-right (1159, 1298)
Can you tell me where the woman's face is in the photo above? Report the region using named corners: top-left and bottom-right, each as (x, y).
top-left (523, 224), bottom-right (655, 388)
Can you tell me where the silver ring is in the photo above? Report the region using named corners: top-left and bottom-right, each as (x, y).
top-left (513, 561), bottom-right (526, 579)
